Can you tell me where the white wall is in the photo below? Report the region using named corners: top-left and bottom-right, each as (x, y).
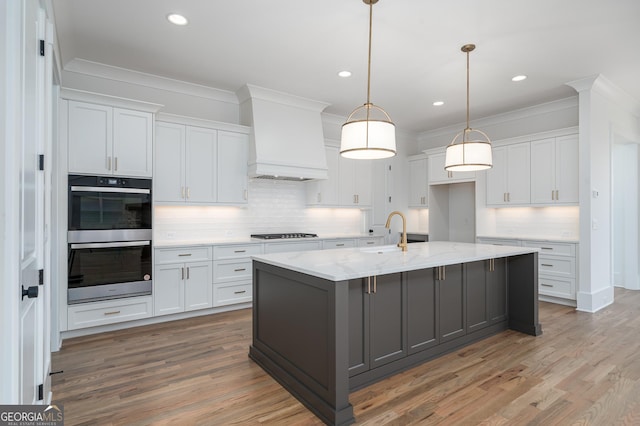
top-left (568, 75), bottom-right (640, 312)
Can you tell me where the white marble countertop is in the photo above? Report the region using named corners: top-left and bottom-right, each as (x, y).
top-left (252, 241), bottom-right (539, 281)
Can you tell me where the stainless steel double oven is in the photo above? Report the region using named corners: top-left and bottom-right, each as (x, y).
top-left (67, 175), bottom-right (152, 304)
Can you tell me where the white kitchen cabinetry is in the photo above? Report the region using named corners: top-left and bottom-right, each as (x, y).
top-left (155, 121), bottom-right (248, 205)
top-left (213, 244), bottom-right (262, 307)
top-left (522, 240), bottom-right (577, 302)
top-left (339, 156), bottom-right (372, 207)
top-left (67, 296), bottom-right (153, 331)
top-left (486, 143), bottom-right (531, 206)
top-left (307, 146), bottom-right (340, 206)
top-left (68, 100), bottom-right (153, 177)
top-left (408, 156), bottom-right (428, 208)
top-left (530, 135), bottom-right (578, 204)
top-left (428, 153), bottom-right (475, 184)
top-left (265, 240), bottom-right (323, 254)
top-left (323, 239), bottom-right (357, 249)
top-left (154, 246), bottom-right (213, 316)
top-left (476, 237), bottom-right (521, 247)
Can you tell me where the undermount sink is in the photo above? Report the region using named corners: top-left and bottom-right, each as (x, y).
top-left (359, 245), bottom-right (402, 254)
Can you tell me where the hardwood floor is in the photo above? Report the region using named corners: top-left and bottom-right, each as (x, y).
top-left (52, 288), bottom-right (640, 425)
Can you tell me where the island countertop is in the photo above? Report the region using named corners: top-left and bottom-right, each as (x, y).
top-left (251, 241), bottom-right (539, 281)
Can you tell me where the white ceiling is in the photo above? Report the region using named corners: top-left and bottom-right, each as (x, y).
top-left (51, 0), bottom-right (640, 133)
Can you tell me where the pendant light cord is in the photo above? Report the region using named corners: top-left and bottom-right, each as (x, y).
top-left (366, 1), bottom-right (373, 117)
top-left (466, 48), bottom-right (470, 132)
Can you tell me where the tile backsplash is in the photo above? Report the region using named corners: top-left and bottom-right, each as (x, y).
top-left (487, 206), bottom-right (580, 239)
top-left (154, 179), bottom-right (365, 242)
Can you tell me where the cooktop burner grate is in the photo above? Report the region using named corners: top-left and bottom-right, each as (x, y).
top-left (251, 233), bottom-right (318, 240)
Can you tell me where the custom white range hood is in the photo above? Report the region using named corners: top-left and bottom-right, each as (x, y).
top-left (236, 84), bottom-right (329, 181)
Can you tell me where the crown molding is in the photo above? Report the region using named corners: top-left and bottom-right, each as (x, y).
top-left (156, 113), bottom-right (250, 134)
top-left (63, 58), bottom-right (239, 104)
top-left (567, 74), bottom-right (640, 117)
top-left (60, 88), bottom-right (163, 112)
top-left (236, 84), bottom-right (329, 112)
top-left (418, 96), bottom-right (578, 142)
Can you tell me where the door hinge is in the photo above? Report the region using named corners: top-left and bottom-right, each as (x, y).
top-left (39, 40), bottom-right (45, 57)
top-left (38, 154), bottom-right (44, 171)
top-left (39, 269), bottom-right (44, 285)
top-left (38, 383), bottom-right (44, 401)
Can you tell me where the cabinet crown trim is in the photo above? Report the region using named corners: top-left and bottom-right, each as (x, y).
top-left (60, 88), bottom-right (163, 113)
top-left (156, 113), bottom-right (251, 134)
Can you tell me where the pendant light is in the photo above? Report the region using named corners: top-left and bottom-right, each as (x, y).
top-left (445, 44), bottom-right (492, 172)
top-left (340, 0), bottom-right (396, 160)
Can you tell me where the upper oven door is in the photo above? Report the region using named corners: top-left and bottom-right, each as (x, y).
top-left (68, 175), bottom-right (152, 240)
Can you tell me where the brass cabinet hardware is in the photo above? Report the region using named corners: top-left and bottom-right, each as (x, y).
top-left (104, 310), bottom-right (120, 316)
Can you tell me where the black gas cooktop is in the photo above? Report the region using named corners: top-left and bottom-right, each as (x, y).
top-left (251, 233), bottom-right (318, 240)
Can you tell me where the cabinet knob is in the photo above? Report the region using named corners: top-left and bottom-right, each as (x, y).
top-left (21, 285), bottom-right (38, 300)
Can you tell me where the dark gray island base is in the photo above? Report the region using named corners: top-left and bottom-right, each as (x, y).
top-left (249, 252), bottom-right (541, 425)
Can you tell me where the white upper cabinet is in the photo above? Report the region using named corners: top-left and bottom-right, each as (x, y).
top-left (307, 146), bottom-right (340, 206)
top-left (428, 153), bottom-right (475, 184)
top-left (155, 120), bottom-right (248, 205)
top-left (530, 135), bottom-right (578, 204)
top-left (486, 143), bottom-right (530, 206)
top-left (68, 101), bottom-right (152, 177)
top-left (408, 156), bottom-right (428, 207)
top-left (339, 156), bottom-right (372, 207)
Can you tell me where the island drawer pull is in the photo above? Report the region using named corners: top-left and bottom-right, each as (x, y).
top-left (373, 276), bottom-right (377, 293)
top-left (234, 268), bottom-right (246, 272)
top-left (234, 290), bottom-right (247, 294)
top-left (541, 283), bottom-right (553, 287)
top-left (366, 277), bottom-right (371, 294)
top-left (104, 310), bottom-right (121, 316)
top-left (178, 253), bottom-right (192, 257)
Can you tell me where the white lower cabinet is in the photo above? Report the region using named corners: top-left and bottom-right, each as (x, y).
top-left (358, 236), bottom-right (385, 247)
top-left (154, 246), bottom-right (213, 316)
top-left (67, 296), bottom-right (153, 330)
top-left (213, 243), bottom-right (263, 307)
top-left (323, 239), bottom-right (357, 249)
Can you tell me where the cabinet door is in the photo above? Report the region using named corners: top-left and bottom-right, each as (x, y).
top-left (112, 108), bottom-right (153, 177)
top-left (555, 135), bottom-right (579, 203)
top-left (506, 143), bottom-right (531, 204)
top-left (307, 146), bottom-right (339, 206)
top-left (154, 122), bottom-right (186, 202)
top-left (68, 101), bottom-right (112, 174)
top-left (428, 153), bottom-right (449, 184)
top-left (369, 273), bottom-right (406, 369)
top-left (154, 263), bottom-right (185, 316)
top-left (184, 261), bottom-right (213, 311)
top-left (530, 138), bottom-right (556, 204)
top-left (409, 158), bottom-right (428, 207)
top-left (348, 279), bottom-right (369, 377)
top-left (185, 126), bottom-right (217, 203)
top-left (487, 257), bottom-right (507, 324)
top-left (407, 268), bottom-right (437, 354)
top-left (485, 146), bottom-right (508, 205)
top-left (355, 160), bottom-right (372, 206)
top-left (217, 131), bottom-right (248, 204)
top-left (338, 156), bottom-right (357, 205)
top-left (438, 264), bottom-right (465, 342)
top-left (465, 261), bottom-right (488, 333)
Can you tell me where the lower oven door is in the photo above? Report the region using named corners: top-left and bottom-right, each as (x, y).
top-left (68, 240), bottom-right (152, 304)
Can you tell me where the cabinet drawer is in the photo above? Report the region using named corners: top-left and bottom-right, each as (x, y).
top-left (213, 244), bottom-right (263, 260)
top-left (155, 246), bottom-right (212, 263)
top-left (522, 241), bottom-right (575, 257)
top-left (323, 239), bottom-right (356, 249)
top-left (265, 241), bottom-right (322, 254)
top-left (477, 238), bottom-right (521, 247)
top-left (68, 296), bottom-right (153, 330)
top-left (213, 282), bottom-right (252, 307)
top-left (539, 276), bottom-right (575, 299)
top-left (538, 257), bottom-right (575, 277)
top-left (214, 259), bottom-right (252, 282)
top-left (358, 237), bottom-right (384, 247)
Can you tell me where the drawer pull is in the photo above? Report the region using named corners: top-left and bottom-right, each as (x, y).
top-left (104, 310), bottom-right (121, 316)
top-left (234, 268), bottom-right (246, 272)
top-left (178, 253), bottom-right (192, 257)
top-left (541, 247), bottom-right (553, 250)
top-left (336, 243), bottom-right (345, 247)
top-left (541, 283), bottom-right (553, 287)
top-left (234, 290), bottom-right (247, 294)
top-left (234, 250), bottom-right (246, 253)
top-left (366, 241), bottom-right (375, 245)
top-left (541, 264), bottom-right (554, 267)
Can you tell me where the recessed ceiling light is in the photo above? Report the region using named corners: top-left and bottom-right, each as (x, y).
top-left (167, 13), bottom-right (188, 26)
top-left (512, 75), bottom-right (527, 82)
top-left (433, 101), bottom-right (444, 106)
top-left (338, 71), bottom-right (352, 78)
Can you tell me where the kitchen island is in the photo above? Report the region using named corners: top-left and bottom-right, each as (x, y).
top-left (249, 241), bottom-right (541, 425)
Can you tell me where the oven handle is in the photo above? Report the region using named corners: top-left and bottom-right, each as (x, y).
top-left (70, 241), bottom-right (151, 249)
top-left (70, 186), bottom-right (151, 195)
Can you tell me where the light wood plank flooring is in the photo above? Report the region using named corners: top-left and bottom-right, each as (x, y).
top-left (52, 288), bottom-right (640, 425)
